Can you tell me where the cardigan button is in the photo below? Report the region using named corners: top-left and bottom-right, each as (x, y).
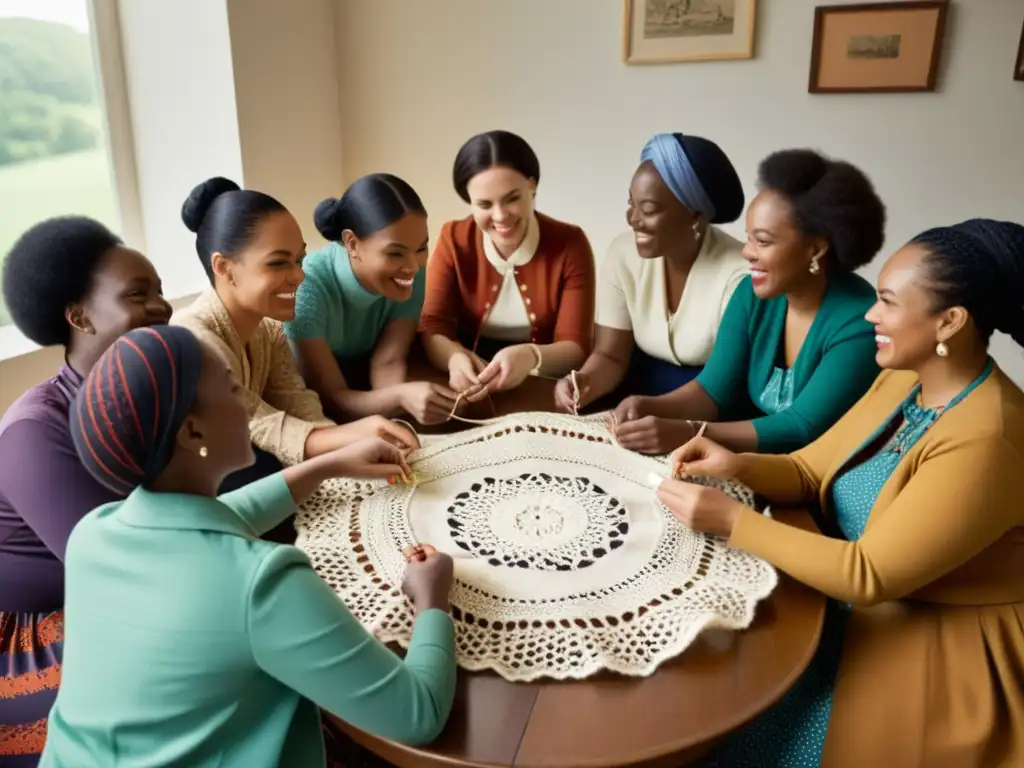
top-left (492, 284), bottom-right (498, 292)
top-left (529, 313), bottom-right (537, 321)
top-left (520, 284), bottom-right (528, 292)
top-left (485, 302), bottom-right (492, 309)
top-left (525, 298), bottom-right (532, 306)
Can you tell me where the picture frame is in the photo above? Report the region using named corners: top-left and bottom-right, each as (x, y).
top-left (622, 0), bottom-right (757, 65)
top-left (1015, 17), bottom-right (1024, 82)
top-left (808, 1), bottom-right (949, 94)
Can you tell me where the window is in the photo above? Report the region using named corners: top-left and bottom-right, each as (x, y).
top-left (0, 0), bottom-right (121, 333)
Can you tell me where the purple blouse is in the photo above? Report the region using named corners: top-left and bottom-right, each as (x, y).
top-left (0, 365), bottom-right (122, 613)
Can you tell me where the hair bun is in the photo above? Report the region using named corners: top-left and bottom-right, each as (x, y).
top-left (313, 197), bottom-right (345, 242)
top-left (181, 177), bottom-right (241, 233)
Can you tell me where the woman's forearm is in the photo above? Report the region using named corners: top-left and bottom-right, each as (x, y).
top-left (535, 341), bottom-right (585, 378)
top-left (701, 420), bottom-right (759, 454)
top-left (648, 381), bottom-right (719, 420)
top-left (327, 386), bottom-right (405, 422)
top-left (424, 334), bottom-right (468, 372)
top-left (578, 351), bottom-right (628, 403)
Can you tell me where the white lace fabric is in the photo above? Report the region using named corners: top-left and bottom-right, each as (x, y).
top-left (295, 412), bottom-right (778, 682)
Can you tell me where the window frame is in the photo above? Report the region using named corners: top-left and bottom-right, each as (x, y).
top-left (0, 0), bottom-right (143, 359)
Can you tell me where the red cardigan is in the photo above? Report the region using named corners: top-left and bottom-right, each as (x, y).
top-left (419, 213), bottom-right (596, 353)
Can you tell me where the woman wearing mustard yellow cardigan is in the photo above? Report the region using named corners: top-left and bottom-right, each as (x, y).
top-left (657, 219), bottom-right (1024, 767)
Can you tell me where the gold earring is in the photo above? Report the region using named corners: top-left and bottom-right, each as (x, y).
top-left (936, 342), bottom-right (949, 357)
top-left (809, 259), bottom-right (821, 275)
top-left (199, 446), bottom-right (208, 458)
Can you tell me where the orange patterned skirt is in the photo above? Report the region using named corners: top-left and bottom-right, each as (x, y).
top-left (0, 611), bottom-right (63, 768)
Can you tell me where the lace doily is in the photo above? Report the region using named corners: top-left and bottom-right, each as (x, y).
top-left (295, 412), bottom-right (778, 681)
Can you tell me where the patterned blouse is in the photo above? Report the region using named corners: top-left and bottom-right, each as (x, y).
top-left (172, 289), bottom-right (333, 465)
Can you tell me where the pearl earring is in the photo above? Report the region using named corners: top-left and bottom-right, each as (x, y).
top-left (199, 446), bottom-right (208, 458)
top-left (809, 259), bottom-right (821, 275)
top-left (936, 342), bottom-right (949, 357)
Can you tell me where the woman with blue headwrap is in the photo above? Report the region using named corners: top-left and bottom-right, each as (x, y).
top-left (612, 149), bottom-right (886, 456)
top-left (657, 218), bottom-right (1024, 767)
top-left (555, 132), bottom-right (748, 412)
top-left (41, 325), bottom-right (457, 767)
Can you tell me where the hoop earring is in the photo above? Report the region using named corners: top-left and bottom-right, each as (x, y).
top-left (808, 259), bottom-right (821, 275)
top-left (199, 446), bottom-right (209, 458)
top-left (936, 342), bottom-right (949, 357)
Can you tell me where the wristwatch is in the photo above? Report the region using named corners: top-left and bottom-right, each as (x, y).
top-left (528, 343), bottom-right (543, 376)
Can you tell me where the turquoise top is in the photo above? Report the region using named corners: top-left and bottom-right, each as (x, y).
top-left (285, 243), bottom-right (426, 362)
top-left (696, 272), bottom-right (879, 454)
top-left (41, 474), bottom-right (456, 768)
top-left (830, 357), bottom-right (996, 540)
top-left (756, 366), bottom-right (796, 416)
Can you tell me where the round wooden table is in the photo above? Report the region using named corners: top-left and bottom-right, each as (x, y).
top-left (330, 369), bottom-right (826, 768)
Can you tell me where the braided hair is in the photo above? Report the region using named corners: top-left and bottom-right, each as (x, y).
top-left (912, 219), bottom-right (1024, 346)
top-left (70, 325), bottom-right (204, 494)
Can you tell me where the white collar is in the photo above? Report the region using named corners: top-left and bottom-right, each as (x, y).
top-left (482, 214), bottom-right (540, 274)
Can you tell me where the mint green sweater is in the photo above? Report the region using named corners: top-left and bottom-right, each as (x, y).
top-left (696, 272), bottom-right (880, 453)
top-left (42, 474), bottom-right (455, 768)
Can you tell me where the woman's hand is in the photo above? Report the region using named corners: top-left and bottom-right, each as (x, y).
top-left (613, 395), bottom-right (650, 424)
top-left (655, 478), bottom-right (746, 538)
top-left (670, 436), bottom-right (740, 479)
top-left (477, 345), bottom-right (536, 394)
top-left (320, 436), bottom-right (412, 481)
top-left (398, 381), bottom-right (458, 425)
top-left (335, 415), bottom-right (419, 452)
top-left (448, 351), bottom-right (484, 397)
top-left (554, 370), bottom-right (590, 413)
top-left (401, 544), bottom-right (454, 614)
top-left (615, 416), bottom-right (695, 455)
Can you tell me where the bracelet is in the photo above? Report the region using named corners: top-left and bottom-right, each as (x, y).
top-left (528, 343), bottom-right (543, 376)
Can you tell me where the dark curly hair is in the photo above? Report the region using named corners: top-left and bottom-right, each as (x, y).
top-left (181, 177), bottom-right (287, 283)
top-left (757, 149), bottom-right (886, 272)
top-left (1, 216), bottom-right (122, 347)
top-left (452, 130), bottom-right (540, 204)
top-left (314, 173), bottom-right (426, 242)
top-left (912, 218), bottom-right (1024, 346)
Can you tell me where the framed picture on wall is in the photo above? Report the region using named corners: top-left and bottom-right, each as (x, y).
top-left (809, 1), bottom-right (949, 93)
top-left (622, 0), bottom-right (757, 65)
top-left (1015, 18), bottom-right (1024, 81)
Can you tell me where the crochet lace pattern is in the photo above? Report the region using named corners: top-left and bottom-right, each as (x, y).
top-left (295, 412), bottom-right (778, 681)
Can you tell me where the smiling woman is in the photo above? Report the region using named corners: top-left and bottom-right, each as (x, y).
top-left (285, 173), bottom-right (458, 426)
top-left (419, 130), bottom-right (597, 401)
top-left (172, 178), bottom-right (418, 505)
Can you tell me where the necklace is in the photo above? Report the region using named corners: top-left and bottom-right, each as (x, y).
top-left (882, 359), bottom-right (994, 456)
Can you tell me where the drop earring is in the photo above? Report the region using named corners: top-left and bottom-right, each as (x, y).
top-left (809, 259), bottom-right (821, 275)
top-left (936, 342), bottom-right (949, 357)
top-left (691, 220), bottom-right (702, 241)
top-left (199, 446), bottom-right (209, 458)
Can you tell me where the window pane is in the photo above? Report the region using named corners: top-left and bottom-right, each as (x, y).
top-left (0, 0), bottom-right (119, 327)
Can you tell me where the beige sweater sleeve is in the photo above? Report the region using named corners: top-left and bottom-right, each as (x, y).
top-left (247, 323), bottom-right (333, 466)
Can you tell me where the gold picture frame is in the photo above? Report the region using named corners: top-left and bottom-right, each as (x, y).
top-left (622, 0), bottom-right (757, 65)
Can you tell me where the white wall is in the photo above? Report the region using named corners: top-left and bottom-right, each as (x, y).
top-left (334, 0), bottom-right (1024, 384)
top-left (227, 0), bottom-right (344, 247)
top-left (117, 0), bottom-right (245, 302)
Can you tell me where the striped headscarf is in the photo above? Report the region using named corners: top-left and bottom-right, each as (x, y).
top-left (70, 325), bottom-right (204, 494)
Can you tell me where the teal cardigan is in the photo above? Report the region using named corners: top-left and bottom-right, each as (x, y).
top-left (696, 272), bottom-right (879, 453)
top-left (41, 475), bottom-right (456, 768)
